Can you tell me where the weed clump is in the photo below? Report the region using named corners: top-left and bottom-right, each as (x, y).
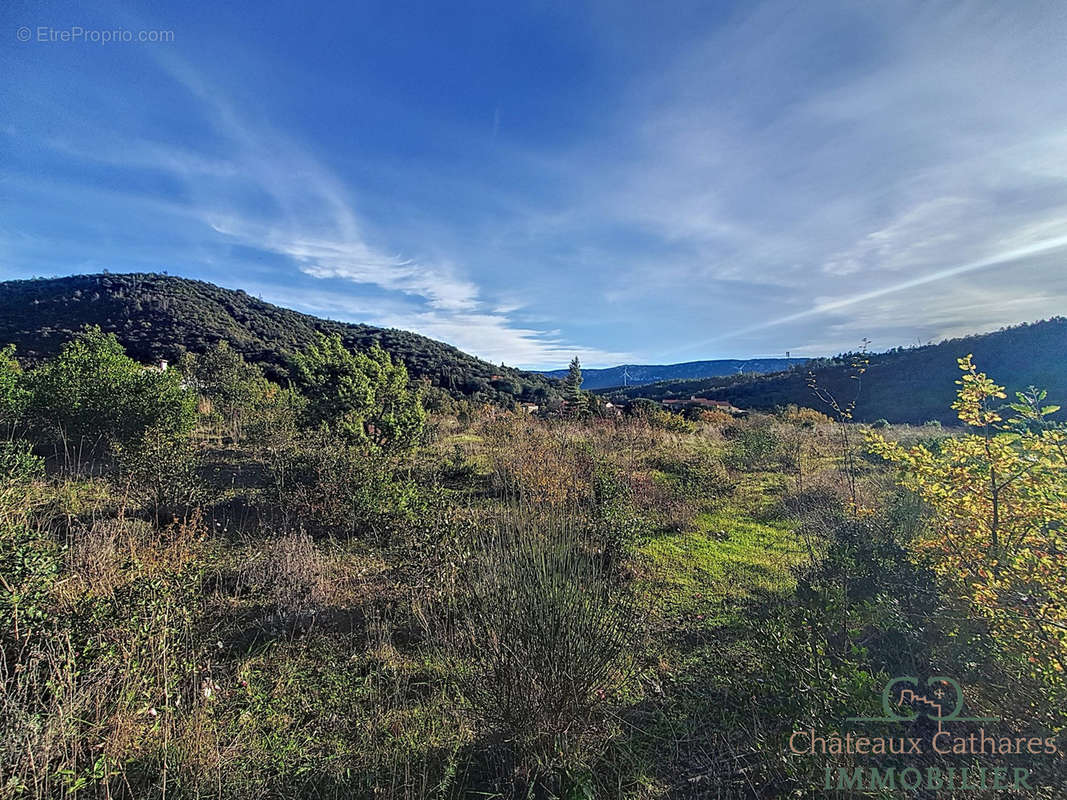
top-left (442, 514), bottom-right (645, 791)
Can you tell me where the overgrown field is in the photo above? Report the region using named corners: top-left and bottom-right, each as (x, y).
top-left (1, 331), bottom-right (1064, 798)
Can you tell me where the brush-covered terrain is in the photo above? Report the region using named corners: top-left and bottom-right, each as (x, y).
top-left (1, 327), bottom-right (1064, 799)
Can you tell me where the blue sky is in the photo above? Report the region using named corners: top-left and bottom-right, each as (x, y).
top-left (3, 1), bottom-right (1067, 369)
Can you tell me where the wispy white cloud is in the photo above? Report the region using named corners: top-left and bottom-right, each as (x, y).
top-left (239, 282), bottom-right (628, 369)
top-left (546, 1), bottom-right (1067, 355)
top-left (69, 53), bottom-right (618, 368)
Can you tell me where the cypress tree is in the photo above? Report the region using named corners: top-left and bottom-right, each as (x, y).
top-left (564, 357), bottom-right (588, 418)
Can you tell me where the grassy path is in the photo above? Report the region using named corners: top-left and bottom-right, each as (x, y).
top-left (616, 471), bottom-right (810, 797)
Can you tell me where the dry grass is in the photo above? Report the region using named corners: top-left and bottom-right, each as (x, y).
top-left (239, 531), bottom-right (330, 621)
top-left (8, 400), bottom-right (1054, 799)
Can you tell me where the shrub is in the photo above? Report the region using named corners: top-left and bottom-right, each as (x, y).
top-left (647, 407), bottom-right (694, 433)
top-left (240, 532), bottom-right (329, 625)
top-left (0, 439), bottom-right (44, 488)
top-left (484, 413), bottom-right (594, 507)
top-left (0, 440), bottom-right (50, 646)
top-left (0, 572), bottom-right (200, 798)
top-left (868, 356), bottom-right (1067, 683)
top-left (243, 382), bottom-right (305, 459)
top-left (694, 407), bottom-right (735, 427)
top-left (444, 516), bottom-right (643, 785)
top-left (589, 458), bottom-right (645, 562)
top-left (115, 423), bottom-right (204, 521)
top-left (439, 441), bottom-right (479, 485)
top-left (0, 522), bottom-right (61, 649)
top-left (592, 457), bottom-right (630, 516)
top-left (270, 430), bottom-right (421, 538)
top-left (723, 419), bottom-right (785, 471)
top-left (780, 404), bottom-right (832, 427)
top-left (0, 344), bottom-right (28, 433)
top-left (648, 450), bottom-right (731, 501)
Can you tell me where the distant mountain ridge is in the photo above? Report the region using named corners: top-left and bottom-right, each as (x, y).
top-left (607, 318), bottom-right (1067, 424)
top-left (0, 273), bottom-right (557, 404)
top-left (540, 358), bottom-right (808, 390)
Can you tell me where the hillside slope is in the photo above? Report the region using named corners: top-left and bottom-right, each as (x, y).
top-left (607, 318), bottom-right (1067, 424)
top-left (0, 273), bottom-right (556, 404)
top-left (540, 358), bottom-right (808, 389)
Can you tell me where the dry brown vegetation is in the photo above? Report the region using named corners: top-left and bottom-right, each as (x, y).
top-left (2, 334), bottom-right (1064, 799)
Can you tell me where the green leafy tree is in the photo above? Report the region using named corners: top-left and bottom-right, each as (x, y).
top-left (27, 326), bottom-right (195, 461)
top-left (292, 334), bottom-right (425, 454)
top-left (181, 341), bottom-right (269, 441)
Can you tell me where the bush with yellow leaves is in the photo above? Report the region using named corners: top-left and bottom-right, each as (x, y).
top-left (867, 355), bottom-right (1067, 682)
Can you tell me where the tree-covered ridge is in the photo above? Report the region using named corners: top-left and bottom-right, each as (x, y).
top-left (0, 273), bottom-right (557, 405)
top-left (540, 357), bottom-right (809, 390)
top-left (608, 317), bottom-right (1067, 424)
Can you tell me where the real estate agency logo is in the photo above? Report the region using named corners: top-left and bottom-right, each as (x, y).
top-left (849, 675), bottom-right (996, 729)
top-left (789, 676), bottom-right (1058, 792)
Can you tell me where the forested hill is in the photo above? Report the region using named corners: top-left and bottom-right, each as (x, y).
top-left (0, 273), bottom-right (557, 404)
top-left (607, 318), bottom-right (1067, 424)
top-left (540, 358), bottom-right (808, 389)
